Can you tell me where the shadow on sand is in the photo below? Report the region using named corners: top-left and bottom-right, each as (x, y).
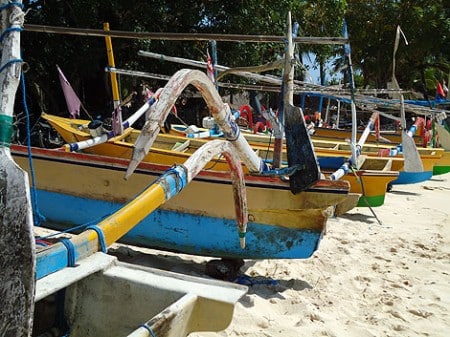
top-left (387, 189), bottom-right (421, 196)
top-left (108, 244), bottom-right (314, 303)
top-left (338, 212), bottom-right (378, 223)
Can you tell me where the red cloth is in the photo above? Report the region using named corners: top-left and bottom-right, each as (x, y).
top-left (436, 82), bottom-right (445, 98)
top-left (206, 50), bottom-right (214, 83)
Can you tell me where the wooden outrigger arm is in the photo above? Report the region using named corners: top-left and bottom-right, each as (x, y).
top-left (126, 68), bottom-right (270, 179)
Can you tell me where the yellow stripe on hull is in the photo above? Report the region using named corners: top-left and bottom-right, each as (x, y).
top-left (220, 125), bottom-right (445, 173)
top-left (41, 113), bottom-right (357, 215)
top-left (13, 146), bottom-right (351, 230)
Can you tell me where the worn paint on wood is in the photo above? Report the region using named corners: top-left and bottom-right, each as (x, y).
top-left (13, 144), bottom-right (339, 261)
top-left (127, 68), bottom-right (267, 178)
top-left (0, 1), bottom-right (35, 336)
top-left (285, 104), bottom-right (321, 193)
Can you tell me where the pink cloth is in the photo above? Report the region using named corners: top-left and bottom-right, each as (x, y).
top-left (206, 50), bottom-right (214, 83)
top-left (57, 65), bottom-right (81, 118)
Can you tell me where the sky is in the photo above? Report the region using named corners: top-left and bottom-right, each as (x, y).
top-left (302, 53), bottom-right (342, 85)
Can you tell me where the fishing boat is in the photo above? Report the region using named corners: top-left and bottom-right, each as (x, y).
top-left (34, 246), bottom-right (247, 337)
top-left (171, 123), bottom-right (399, 207)
top-left (279, 131), bottom-right (442, 184)
top-left (31, 136), bottom-right (252, 337)
top-left (311, 124), bottom-right (421, 145)
top-left (31, 16), bottom-right (363, 262)
top-left (7, 119), bottom-right (250, 336)
top-left (39, 16), bottom-right (396, 210)
top-left (433, 118), bottom-right (450, 175)
top-left (13, 140), bottom-right (356, 259)
top-left (171, 118), bottom-right (443, 185)
top-left (1, 4), bottom-right (247, 336)
top-left (316, 140), bottom-right (442, 183)
top-left (42, 112), bottom-right (401, 208)
top-left (28, 27), bottom-right (363, 266)
top-left (118, 26), bottom-right (448, 181)
top-left (435, 119), bottom-right (450, 151)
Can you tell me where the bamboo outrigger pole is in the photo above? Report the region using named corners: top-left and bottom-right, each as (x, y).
top-left (104, 22), bottom-right (120, 109)
top-left (24, 24), bottom-right (348, 44)
top-left (138, 50), bottom-right (283, 86)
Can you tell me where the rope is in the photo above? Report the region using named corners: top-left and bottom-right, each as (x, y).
top-left (0, 27), bottom-right (22, 43)
top-left (235, 274), bottom-right (278, 286)
top-left (36, 211), bottom-right (114, 240)
top-left (349, 167), bottom-right (383, 226)
top-left (86, 225), bottom-right (108, 253)
top-left (0, 1), bottom-right (24, 11)
top-left (140, 324), bottom-right (157, 337)
top-left (60, 238), bottom-right (76, 267)
top-left (35, 238), bottom-right (51, 247)
top-left (0, 2), bottom-right (45, 225)
top-left (0, 1), bottom-right (25, 46)
top-left (21, 72), bottom-right (46, 225)
top-left (37, 223), bottom-right (94, 240)
top-left (165, 165), bottom-right (185, 190)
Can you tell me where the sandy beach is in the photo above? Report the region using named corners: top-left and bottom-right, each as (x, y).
top-left (110, 172), bottom-right (450, 337)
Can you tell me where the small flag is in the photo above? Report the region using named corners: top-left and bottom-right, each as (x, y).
top-left (436, 81), bottom-right (445, 99)
top-left (57, 65), bottom-right (82, 118)
top-left (375, 113), bottom-right (380, 141)
top-left (206, 49), bottom-right (215, 83)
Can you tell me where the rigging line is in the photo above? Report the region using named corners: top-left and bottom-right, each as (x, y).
top-left (21, 71), bottom-right (46, 226)
top-left (350, 168), bottom-right (383, 226)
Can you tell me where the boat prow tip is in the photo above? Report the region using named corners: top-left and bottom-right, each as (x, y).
top-left (125, 161), bottom-right (138, 180)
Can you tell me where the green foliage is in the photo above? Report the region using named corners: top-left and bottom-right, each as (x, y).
top-left (299, 0), bottom-right (347, 83)
top-left (18, 0), bottom-right (450, 117)
top-left (345, 0), bottom-right (450, 96)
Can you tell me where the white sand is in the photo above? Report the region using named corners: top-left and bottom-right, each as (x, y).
top-left (112, 172), bottom-right (450, 337)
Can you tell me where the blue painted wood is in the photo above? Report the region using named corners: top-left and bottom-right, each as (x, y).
top-left (35, 190), bottom-right (323, 261)
top-left (36, 243), bottom-right (70, 279)
top-left (316, 157), bottom-right (431, 185)
top-left (391, 171), bottom-right (432, 185)
top-left (317, 156), bottom-right (347, 170)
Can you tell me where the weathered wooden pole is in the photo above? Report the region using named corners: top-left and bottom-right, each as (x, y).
top-left (0, 1), bottom-right (35, 336)
top-left (283, 12), bottom-right (321, 192)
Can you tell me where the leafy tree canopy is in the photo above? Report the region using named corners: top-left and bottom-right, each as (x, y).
top-left (17, 0), bottom-right (449, 119)
top-left (345, 0), bottom-right (450, 94)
